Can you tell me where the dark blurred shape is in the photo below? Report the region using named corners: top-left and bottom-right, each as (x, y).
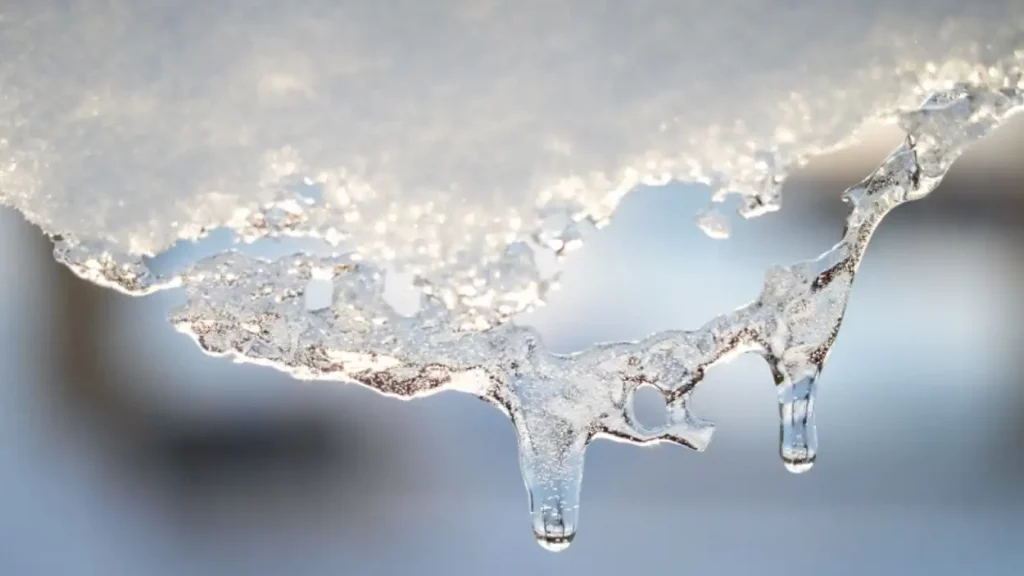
top-left (152, 417), bottom-right (336, 491)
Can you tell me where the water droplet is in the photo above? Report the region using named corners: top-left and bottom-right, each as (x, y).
top-left (783, 460), bottom-right (815, 474)
top-left (533, 515), bottom-right (577, 552)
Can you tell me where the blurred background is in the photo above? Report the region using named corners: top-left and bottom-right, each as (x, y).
top-left (2, 117), bottom-right (1023, 575)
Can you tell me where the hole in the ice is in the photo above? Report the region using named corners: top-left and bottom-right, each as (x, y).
top-left (383, 267), bottom-right (421, 317)
top-left (630, 385), bottom-right (667, 431)
top-left (144, 227), bottom-right (341, 278)
top-left (523, 123), bottom-right (919, 354)
top-left (144, 228), bottom-right (235, 277)
top-left (527, 239), bottom-right (561, 282)
top-left (243, 235), bottom-right (338, 261)
top-left (294, 177), bottom-right (324, 205)
top-left (520, 181), bottom-right (811, 352)
top-left (305, 268), bottom-right (335, 312)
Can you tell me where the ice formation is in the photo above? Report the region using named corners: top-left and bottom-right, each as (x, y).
top-left (173, 81), bottom-right (1024, 549)
top-left (2, 0), bottom-right (1024, 551)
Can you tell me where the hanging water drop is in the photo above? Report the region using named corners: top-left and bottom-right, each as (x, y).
top-left (533, 519), bottom-right (576, 553)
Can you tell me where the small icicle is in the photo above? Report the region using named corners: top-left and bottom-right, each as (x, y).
top-left (777, 375), bottom-right (818, 473)
top-left (514, 414), bottom-right (586, 552)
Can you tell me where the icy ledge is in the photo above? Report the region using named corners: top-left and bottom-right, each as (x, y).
top-left (162, 82), bottom-right (1021, 550)
top-left (5, 1), bottom-right (1024, 331)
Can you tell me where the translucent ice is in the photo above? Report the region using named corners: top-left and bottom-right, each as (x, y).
top-left (167, 82), bottom-right (1024, 549)
top-left (2, 0), bottom-right (1024, 551)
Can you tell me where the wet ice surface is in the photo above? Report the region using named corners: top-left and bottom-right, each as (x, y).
top-left (168, 79), bottom-right (1024, 551)
top-left (2, 0), bottom-right (1024, 550)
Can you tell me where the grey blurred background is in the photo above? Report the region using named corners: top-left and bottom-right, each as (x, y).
top-left (1, 118), bottom-right (1023, 575)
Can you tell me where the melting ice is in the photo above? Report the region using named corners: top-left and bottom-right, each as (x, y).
top-left (81, 82), bottom-right (1024, 552)
top-left (1, 0), bottom-right (1024, 551)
